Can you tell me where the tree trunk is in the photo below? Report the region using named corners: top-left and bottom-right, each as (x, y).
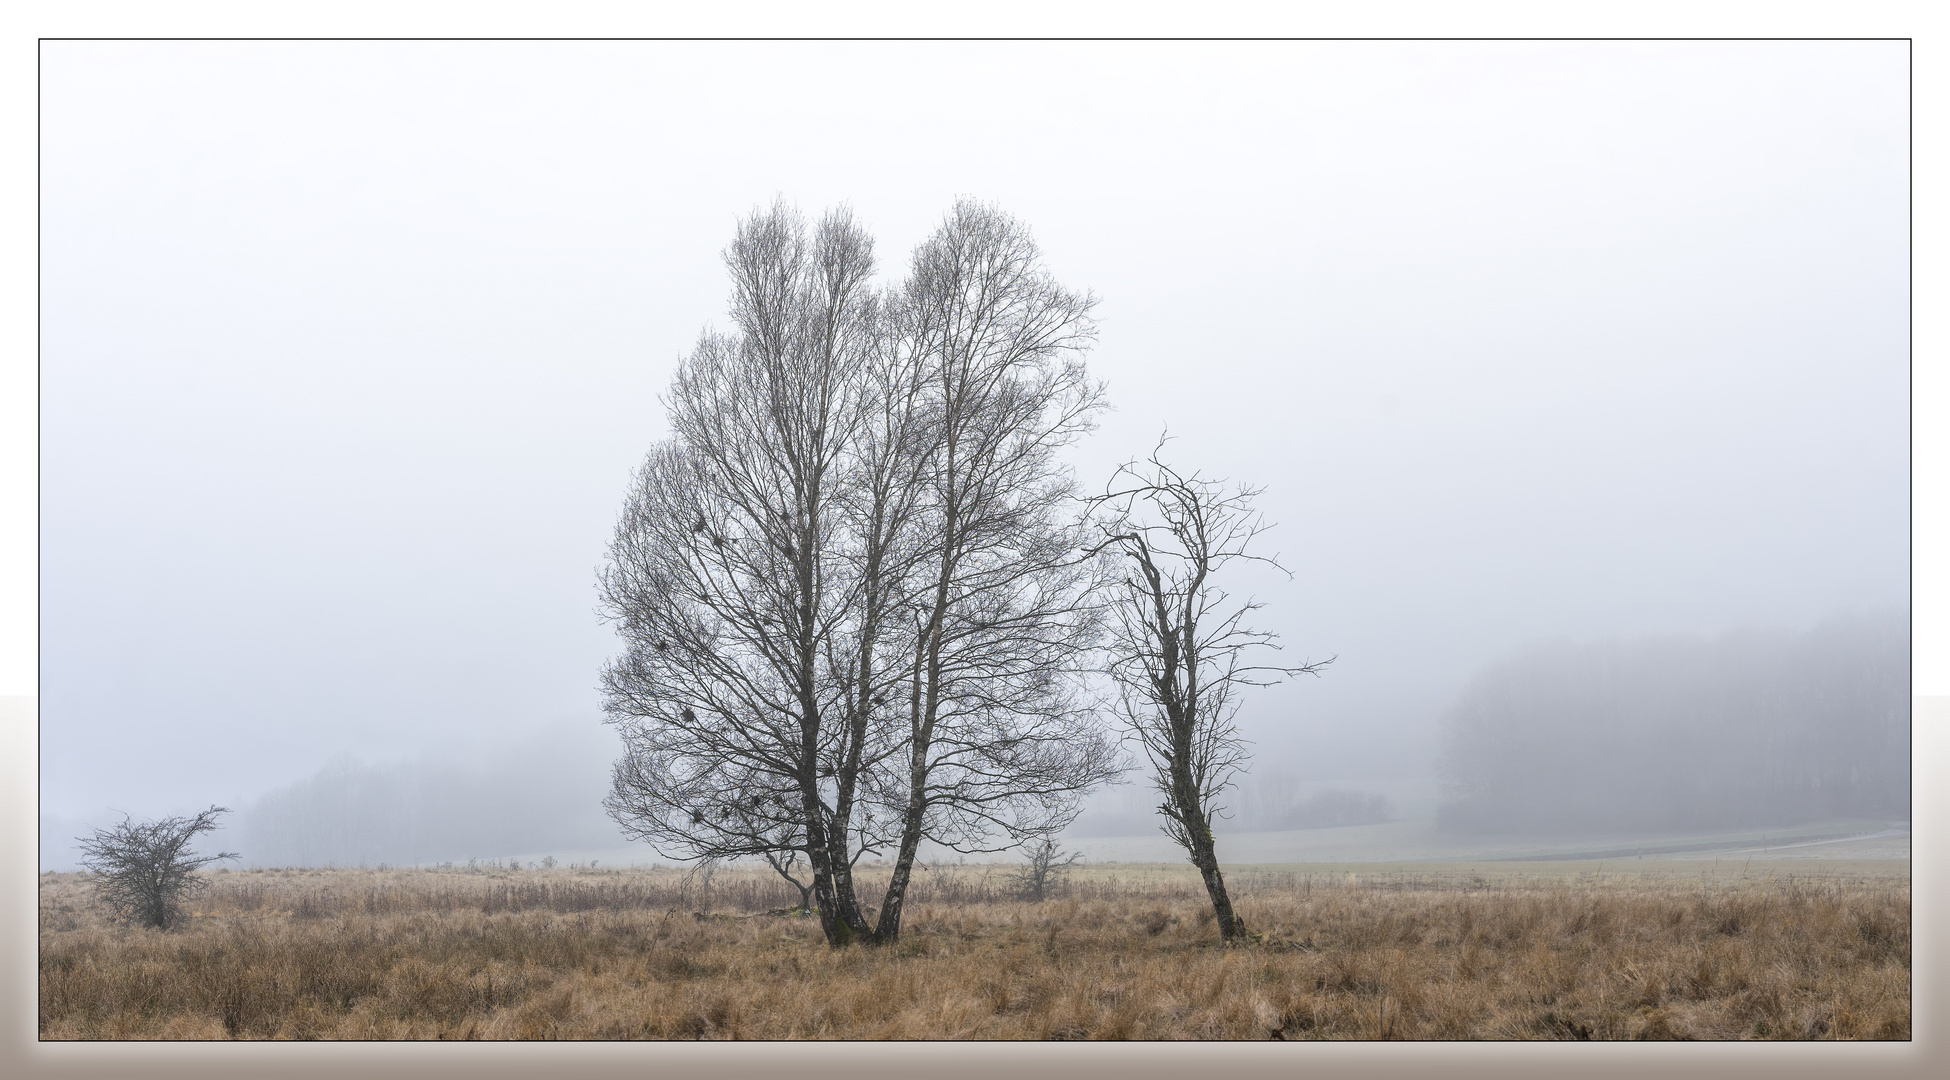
top-left (763, 851), bottom-right (816, 914)
top-left (873, 765), bottom-right (930, 943)
top-left (1169, 706), bottom-right (1245, 943)
top-left (791, 507), bottom-right (873, 946)
top-left (800, 791), bottom-right (873, 946)
top-left (1186, 819), bottom-right (1244, 943)
top-left (827, 832), bottom-right (875, 941)
top-left (782, 872), bottom-right (813, 914)
top-left (874, 630), bottom-right (938, 944)
top-left (826, 627), bottom-right (883, 943)
top-left (799, 808), bottom-right (846, 945)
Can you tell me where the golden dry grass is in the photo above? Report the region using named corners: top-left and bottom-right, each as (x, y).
top-left (38, 860), bottom-right (1909, 1040)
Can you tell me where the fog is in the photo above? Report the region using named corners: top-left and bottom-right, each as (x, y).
top-left (1437, 611), bottom-right (1909, 834)
top-left (37, 42), bottom-right (1908, 869)
top-left (226, 721), bottom-right (623, 869)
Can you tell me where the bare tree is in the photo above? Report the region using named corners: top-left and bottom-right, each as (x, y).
top-left (602, 198), bottom-right (1122, 947)
top-left (868, 200), bottom-right (1121, 943)
top-left (1006, 836), bottom-right (1084, 902)
top-left (599, 202), bottom-right (885, 946)
top-left (77, 806), bottom-right (238, 930)
top-left (1092, 440), bottom-right (1331, 943)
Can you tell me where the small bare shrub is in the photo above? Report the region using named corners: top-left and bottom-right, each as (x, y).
top-left (76, 806), bottom-right (238, 930)
top-left (1007, 838), bottom-right (1083, 902)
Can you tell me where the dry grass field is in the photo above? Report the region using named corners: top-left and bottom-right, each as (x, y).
top-left (38, 859), bottom-right (1909, 1040)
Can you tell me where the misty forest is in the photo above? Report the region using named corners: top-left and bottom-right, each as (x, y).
top-left (39, 41), bottom-right (1910, 1042)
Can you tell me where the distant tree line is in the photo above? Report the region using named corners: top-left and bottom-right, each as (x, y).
top-left (1437, 612), bottom-right (1908, 834)
top-left (1230, 766), bottom-right (1398, 831)
top-left (1063, 772), bottom-right (1397, 837)
top-left (1271, 789), bottom-right (1397, 831)
top-left (232, 745), bottom-right (619, 868)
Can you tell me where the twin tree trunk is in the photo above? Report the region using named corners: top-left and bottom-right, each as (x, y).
top-left (599, 199), bottom-right (1116, 951)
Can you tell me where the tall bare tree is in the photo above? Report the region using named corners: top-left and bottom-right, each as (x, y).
top-left (1092, 441), bottom-right (1331, 943)
top-left (602, 199), bottom-right (1121, 947)
top-left (600, 202), bottom-right (885, 945)
top-left (868, 201), bottom-right (1121, 942)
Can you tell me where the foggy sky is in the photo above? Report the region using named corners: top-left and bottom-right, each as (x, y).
top-left (36, 42), bottom-right (1909, 845)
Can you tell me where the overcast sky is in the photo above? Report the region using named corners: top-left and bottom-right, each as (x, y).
top-left (34, 40), bottom-right (1911, 824)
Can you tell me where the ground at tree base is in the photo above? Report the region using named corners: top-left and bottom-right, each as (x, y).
top-left (38, 860), bottom-right (1909, 1040)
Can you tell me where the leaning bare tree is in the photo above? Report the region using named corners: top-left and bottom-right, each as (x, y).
top-left (1093, 442), bottom-right (1331, 943)
top-left (77, 805), bottom-right (239, 930)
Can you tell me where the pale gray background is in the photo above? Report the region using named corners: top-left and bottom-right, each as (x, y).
top-left (36, 41), bottom-right (1909, 866)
